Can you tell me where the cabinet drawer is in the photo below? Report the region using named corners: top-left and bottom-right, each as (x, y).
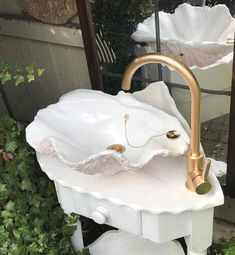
top-left (55, 182), bottom-right (141, 235)
top-left (73, 190), bottom-right (141, 235)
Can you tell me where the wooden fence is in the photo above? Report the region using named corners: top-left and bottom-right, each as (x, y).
top-left (0, 16), bottom-right (91, 121)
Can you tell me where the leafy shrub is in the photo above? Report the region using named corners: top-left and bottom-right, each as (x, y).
top-left (220, 237), bottom-right (235, 255)
top-left (0, 116), bottom-right (80, 254)
top-left (209, 237), bottom-right (235, 255)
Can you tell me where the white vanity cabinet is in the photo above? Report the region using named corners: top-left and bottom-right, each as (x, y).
top-left (37, 152), bottom-right (223, 255)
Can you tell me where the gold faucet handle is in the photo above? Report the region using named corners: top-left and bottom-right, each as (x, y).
top-left (189, 157), bottom-right (212, 195)
top-left (203, 158), bottom-right (211, 180)
top-left (193, 158), bottom-right (212, 195)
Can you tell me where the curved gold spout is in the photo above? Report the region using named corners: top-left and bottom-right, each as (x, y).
top-left (121, 53), bottom-right (211, 195)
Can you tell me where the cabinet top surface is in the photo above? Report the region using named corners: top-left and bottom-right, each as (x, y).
top-left (37, 153), bottom-right (224, 215)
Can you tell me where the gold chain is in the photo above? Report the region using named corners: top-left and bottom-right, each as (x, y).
top-left (124, 114), bottom-right (180, 149)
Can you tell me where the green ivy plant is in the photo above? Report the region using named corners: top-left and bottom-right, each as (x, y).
top-left (220, 237), bottom-right (235, 255)
top-left (209, 237), bottom-right (235, 255)
top-left (77, 249), bottom-right (91, 255)
top-left (0, 62), bottom-right (44, 86)
top-left (0, 115), bottom-right (90, 254)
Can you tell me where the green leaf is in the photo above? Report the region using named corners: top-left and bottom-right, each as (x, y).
top-left (14, 64), bottom-right (24, 73)
top-left (2, 61), bottom-right (11, 71)
top-left (27, 73), bottom-right (35, 83)
top-left (81, 248), bottom-right (91, 255)
top-left (26, 65), bottom-right (34, 74)
top-left (221, 238), bottom-right (235, 255)
top-left (66, 213), bottom-right (79, 225)
top-left (3, 218), bottom-right (13, 228)
top-left (5, 201), bottom-right (15, 211)
top-left (31, 194), bottom-right (42, 208)
top-left (0, 226), bottom-right (9, 244)
top-left (14, 75), bottom-right (25, 86)
top-left (0, 72), bottom-right (12, 85)
top-left (20, 178), bottom-right (33, 191)
top-left (1, 210), bottom-right (13, 218)
top-left (18, 161), bottom-right (30, 176)
top-left (37, 68), bottom-right (45, 77)
top-left (0, 115), bottom-right (16, 131)
top-left (48, 248), bottom-right (60, 255)
top-left (0, 183), bottom-right (7, 194)
top-left (13, 229), bottom-right (21, 240)
top-left (5, 139), bottom-right (18, 152)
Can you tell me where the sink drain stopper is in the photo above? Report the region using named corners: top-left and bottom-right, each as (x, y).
top-left (107, 144), bottom-right (126, 154)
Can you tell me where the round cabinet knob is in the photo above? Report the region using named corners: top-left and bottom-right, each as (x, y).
top-left (91, 207), bottom-right (109, 224)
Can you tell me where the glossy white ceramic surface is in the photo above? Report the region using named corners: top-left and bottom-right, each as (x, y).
top-left (37, 152), bottom-right (224, 215)
top-left (133, 4), bottom-right (234, 122)
top-left (88, 231), bottom-right (185, 255)
top-left (132, 3), bottom-right (234, 69)
top-left (34, 82), bottom-right (224, 255)
top-left (26, 82), bottom-right (189, 175)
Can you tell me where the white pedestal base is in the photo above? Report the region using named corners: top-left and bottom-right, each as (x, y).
top-left (88, 231), bottom-right (185, 255)
top-left (187, 251), bottom-right (207, 255)
top-left (71, 220), bottom-right (84, 252)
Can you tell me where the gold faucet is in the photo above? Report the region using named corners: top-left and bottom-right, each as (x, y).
top-left (121, 53), bottom-right (212, 195)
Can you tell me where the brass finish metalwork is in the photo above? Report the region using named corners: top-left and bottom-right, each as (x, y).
top-left (166, 130), bottom-right (180, 140)
top-left (121, 53), bottom-right (212, 195)
top-left (107, 144), bottom-right (126, 154)
top-left (124, 114), bottom-right (180, 148)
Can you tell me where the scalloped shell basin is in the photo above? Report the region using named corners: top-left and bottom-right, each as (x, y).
top-left (26, 82), bottom-right (189, 175)
top-left (132, 3), bottom-right (235, 68)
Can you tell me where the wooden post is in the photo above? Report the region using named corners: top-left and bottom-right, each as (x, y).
top-left (0, 86), bottom-right (12, 117)
top-left (75, 0), bottom-right (103, 91)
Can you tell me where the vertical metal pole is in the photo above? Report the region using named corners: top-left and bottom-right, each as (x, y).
top-left (226, 43), bottom-right (235, 198)
top-left (201, 0), bottom-right (206, 6)
top-left (75, 0), bottom-right (103, 91)
top-left (154, 0), bottom-right (163, 81)
top-left (187, 0), bottom-right (206, 6)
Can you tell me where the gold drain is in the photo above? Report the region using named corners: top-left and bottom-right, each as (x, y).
top-left (166, 130), bottom-right (180, 140)
top-left (107, 144), bottom-right (126, 154)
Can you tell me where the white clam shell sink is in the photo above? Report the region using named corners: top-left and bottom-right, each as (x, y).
top-left (26, 82), bottom-right (189, 175)
top-left (132, 3), bottom-right (235, 69)
top-left (31, 81), bottom-right (224, 254)
top-left (132, 4), bottom-right (235, 122)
